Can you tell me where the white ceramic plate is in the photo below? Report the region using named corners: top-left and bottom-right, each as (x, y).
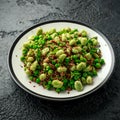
top-left (8, 20), bottom-right (115, 101)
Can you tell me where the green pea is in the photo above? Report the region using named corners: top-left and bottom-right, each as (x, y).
top-left (70, 79), bottom-right (74, 85)
top-left (95, 63), bottom-right (101, 68)
top-left (36, 78), bottom-right (40, 83)
top-left (80, 56), bottom-right (87, 62)
top-left (93, 70), bottom-right (97, 76)
top-left (100, 59), bottom-right (105, 65)
top-left (61, 86), bottom-right (66, 91)
top-left (48, 70), bottom-right (53, 75)
top-left (29, 76), bottom-right (33, 81)
top-left (82, 72), bottom-right (87, 78)
top-left (48, 80), bottom-right (52, 85)
top-left (20, 56), bottom-right (25, 61)
top-left (74, 81), bottom-right (83, 91)
top-left (94, 58), bottom-right (99, 63)
top-left (33, 70), bottom-right (39, 76)
top-left (46, 84), bottom-right (52, 90)
top-left (22, 49), bottom-right (28, 55)
top-left (46, 66), bottom-right (51, 71)
top-left (52, 80), bottom-right (63, 88)
top-left (56, 88), bottom-right (61, 93)
top-left (55, 63), bottom-right (60, 68)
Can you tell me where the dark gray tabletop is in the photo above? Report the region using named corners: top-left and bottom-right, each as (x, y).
top-left (0, 0), bottom-right (120, 120)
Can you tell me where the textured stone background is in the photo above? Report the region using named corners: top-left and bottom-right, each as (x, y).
top-left (0, 0), bottom-right (120, 120)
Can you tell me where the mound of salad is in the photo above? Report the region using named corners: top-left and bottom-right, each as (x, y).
top-left (20, 27), bottom-right (105, 93)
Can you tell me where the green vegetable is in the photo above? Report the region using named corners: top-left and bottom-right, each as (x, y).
top-left (74, 81), bottom-right (83, 91)
top-left (52, 80), bottom-right (63, 88)
top-left (20, 27), bottom-right (105, 93)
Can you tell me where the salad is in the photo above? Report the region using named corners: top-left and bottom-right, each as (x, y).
top-left (20, 27), bottom-right (105, 93)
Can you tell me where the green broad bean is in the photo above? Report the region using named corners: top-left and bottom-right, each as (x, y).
top-left (25, 69), bottom-right (31, 75)
top-left (81, 77), bottom-right (87, 85)
top-left (43, 63), bottom-right (48, 67)
top-left (76, 62), bottom-right (86, 71)
top-left (26, 62), bottom-right (31, 67)
top-left (85, 53), bottom-right (92, 60)
top-left (86, 76), bottom-right (93, 84)
top-left (51, 33), bottom-right (57, 38)
top-left (91, 38), bottom-right (98, 46)
top-left (80, 37), bottom-right (87, 45)
top-left (23, 41), bottom-right (30, 48)
top-left (93, 53), bottom-right (99, 58)
top-left (56, 50), bottom-right (64, 56)
top-left (42, 47), bottom-right (49, 56)
top-left (39, 73), bottom-right (46, 81)
top-left (65, 33), bottom-right (71, 38)
top-left (61, 34), bottom-right (67, 41)
top-left (52, 80), bottom-right (63, 88)
top-left (28, 35), bottom-right (34, 41)
top-left (57, 66), bottom-right (67, 73)
top-left (27, 49), bottom-right (34, 56)
top-left (36, 28), bottom-right (43, 36)
top-left (27, 57), bottom-right (34, 62)
top-left (54, 36), bottom-right (60, 43)
top-left (70, 65), bottom-right (76, 71)
top-left (74, 81), bottom-right (83, 91)
top-left (84, 65), bottom-right (92, 72)
top-left (30, 61), bottom-right (38, 71)
top-left (48, 28), bottom-right (56, 34)
top-left (69, 39), bottom-right (76, 46)
top-left (81, 30), bottom-right (87, 37)
top-left (58, 54), bottom-right (67, 62)
top-left (72, 47), bottom-right (82, 53)
top-left (66, 48), bottom-right (71, 54)
top-left (64, 27), bottom-right (71, 32)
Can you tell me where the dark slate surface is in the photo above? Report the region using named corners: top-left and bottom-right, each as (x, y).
top-left (0, 0), bottom-right (120, 120)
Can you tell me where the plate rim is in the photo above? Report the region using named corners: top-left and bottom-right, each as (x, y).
top-left (7, 20), bottom-right (115, 101)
